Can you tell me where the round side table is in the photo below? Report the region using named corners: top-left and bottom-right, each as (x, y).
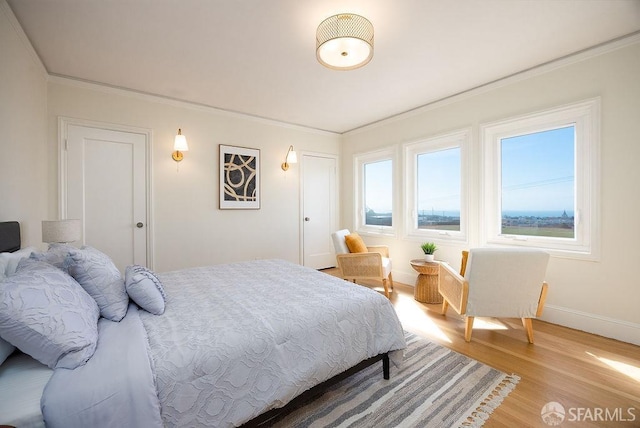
top-left (410, 259), bottom-right (442, 304)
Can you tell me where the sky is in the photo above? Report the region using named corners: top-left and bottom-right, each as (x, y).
top-left (417, 147), bottom-right (460, 214)
top-left (364, 160), bottom-right (393, 212)
top-left (501, 125), bottom-right (574, 212)
top-left (364, 125), bottom-right (575, 215)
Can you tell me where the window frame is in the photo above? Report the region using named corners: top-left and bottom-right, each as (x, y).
top-left (403, 128), bottom-right (469, 243)
top-left (354, 148), bottom-right (397, 236)
top-left (480, 98), bottom-right (600, 259)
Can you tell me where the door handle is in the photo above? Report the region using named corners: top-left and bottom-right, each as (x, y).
top-left (304, 217), bottom-right (310, 221)
top-left (136, 222), bottom-right (144, 228)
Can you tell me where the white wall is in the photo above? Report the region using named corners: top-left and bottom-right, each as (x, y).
top-left (2, 0), bottom-right (341, 273)
top-left (0, 2), bottom-right (48, 247)
top-left (340, 39), bottom-right (640, 345)
top-left (4, 0), bottom-right (639, 344)
top-left (46, 80), bottom-right (340, 272)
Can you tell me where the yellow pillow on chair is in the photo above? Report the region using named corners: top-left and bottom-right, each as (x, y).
top-left (345, 233), bottom-right (368, 253)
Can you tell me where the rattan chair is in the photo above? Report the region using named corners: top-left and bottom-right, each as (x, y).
top-left (439, 248), bottom-right (549, 343)
top-left (331, 229), bottom-right (394, 299)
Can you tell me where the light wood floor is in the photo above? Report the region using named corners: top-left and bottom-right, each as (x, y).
top-left (324, 270), bottom-right (640, 428)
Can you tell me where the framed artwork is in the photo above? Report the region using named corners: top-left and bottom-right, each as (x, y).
top-left (219, 144), bottom-right (260, 209)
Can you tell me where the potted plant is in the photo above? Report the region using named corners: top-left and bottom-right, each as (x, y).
top-left (420, 242), bottom-right (437, 262)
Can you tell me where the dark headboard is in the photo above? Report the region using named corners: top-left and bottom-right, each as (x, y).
top-left (0, 221), bottom-right (21, 253)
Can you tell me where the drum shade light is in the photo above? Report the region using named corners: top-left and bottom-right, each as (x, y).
top-left (316, 13), bottom-right (374, 71)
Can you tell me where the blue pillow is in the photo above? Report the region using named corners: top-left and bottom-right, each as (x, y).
top-left (30, 243), bottom-right (76, 272)
top-left (125, 265), bottom-right (166, 315)
top-left (0, 259), bottom-right (99, 369)
top-left (66, 246), bottom-right (129, 322)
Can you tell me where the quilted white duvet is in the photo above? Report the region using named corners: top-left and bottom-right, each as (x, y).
top-left (144, 259), bottom-right (406, 426)
top-left (43, 259), bottom-right (406, 427)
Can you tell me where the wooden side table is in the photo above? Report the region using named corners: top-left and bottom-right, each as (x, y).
top-left (410, 259), bottom-right (442, 304)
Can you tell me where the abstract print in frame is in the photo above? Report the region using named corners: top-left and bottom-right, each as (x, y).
top-left (219, 144), bottom-right (260, 209)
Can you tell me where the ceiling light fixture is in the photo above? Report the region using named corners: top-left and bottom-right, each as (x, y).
top-left (316, 13), bottom-right (374, 71)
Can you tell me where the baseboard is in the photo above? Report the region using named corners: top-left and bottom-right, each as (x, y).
top-left (394, 270), bottom-right (417, 287)
top-left (395, 270), bottom-right (640, 346)
top-left (540, 305), bottom-right (640, 346)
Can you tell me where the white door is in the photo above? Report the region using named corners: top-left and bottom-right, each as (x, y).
top-left (302, 154), bottom-right (337, 269)
top-left (64, 123), bottom-right (149, 272)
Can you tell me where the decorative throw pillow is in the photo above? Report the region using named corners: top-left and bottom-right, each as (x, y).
top-left (345, 233), bottom-right (368, 253)
top-left (0, 247), bottom-right (35, 280)
top-left (125, 265), bottom-right (166, 315)
top-left (0, 259), bottom-right (99, 369)
top-left (65, 246), bottom-right (129, 322)
top-left (0, 337), bottom-right (15, 366)
top-left (30, 243), bottom-right (75, 272)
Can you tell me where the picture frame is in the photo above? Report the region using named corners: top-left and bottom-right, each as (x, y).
top-left (219, 144), bottom-right (260, 209)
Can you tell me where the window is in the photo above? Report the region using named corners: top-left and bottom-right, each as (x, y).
top-left (364, 160), bottom-right (393, 227)
top-left (481, 98), bottom-right (600, 258)
top-left (355, 149), bottom-right (395, 235)
top-left (404, 129), bottom-right (469, 241)
top-left (501, 126), bottom-right (575, 238)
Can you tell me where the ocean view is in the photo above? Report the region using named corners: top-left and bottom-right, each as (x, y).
top-left (367, 210), bottom-right (574, 220)
top-left (502, 210), bottom-right (574, 218)
top-left (366, 209), bottom-right (575, 238)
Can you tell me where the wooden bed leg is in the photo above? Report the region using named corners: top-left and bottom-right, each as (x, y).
top-left (383, 353), bottom-right (390, 380)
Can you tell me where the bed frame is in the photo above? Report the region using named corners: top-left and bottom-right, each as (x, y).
top-left (0, 221), bottom-right (392, 427)
top-left (244, 353), bottom-right (390, 427)
top-left (0, 221), bottom-right (20, 253)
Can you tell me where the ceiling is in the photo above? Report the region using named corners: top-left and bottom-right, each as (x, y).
top-left (6, 0), bottom-right (640, 134)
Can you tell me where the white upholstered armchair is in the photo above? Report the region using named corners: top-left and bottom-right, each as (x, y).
top-left (439, 248), bottom-right (550, 343)
top-left (331, 229), bottom-right (394, 299)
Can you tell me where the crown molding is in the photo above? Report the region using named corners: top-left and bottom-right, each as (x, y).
top-left (47, 74), bottom-right (340, 138)
top-left (0, 0), bottom-right (47, 77)
top-left (345, 31), bottom-right (640, 136)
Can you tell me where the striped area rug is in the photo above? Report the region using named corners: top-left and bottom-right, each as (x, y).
top-left (273, 332), bottom-right (519, 428)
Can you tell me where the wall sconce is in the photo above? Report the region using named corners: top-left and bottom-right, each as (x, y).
top-left (281, 145), bottom-right (298, 171)
top-left (172, 129), bottom-right (189, 162)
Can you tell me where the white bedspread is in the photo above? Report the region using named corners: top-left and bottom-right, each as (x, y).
top-left (140, 259), bottom-right (406, 427)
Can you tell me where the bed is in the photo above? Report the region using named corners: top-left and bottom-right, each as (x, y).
top-left (0, 221), bottom-right (406, 427)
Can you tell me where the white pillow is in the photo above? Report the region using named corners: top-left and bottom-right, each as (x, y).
top-left (65, 246), bottom-right (129, 322)
top-left (0, 247), bottom-right (36, 280)
top-left (1, 248), bottom-right (43, 363)
top-left (0, 259), bottom-right (99, 369)
top-left (125, 265), bottom-right (166, 315)
top-left (30, 243), bottom-right (75, 272)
